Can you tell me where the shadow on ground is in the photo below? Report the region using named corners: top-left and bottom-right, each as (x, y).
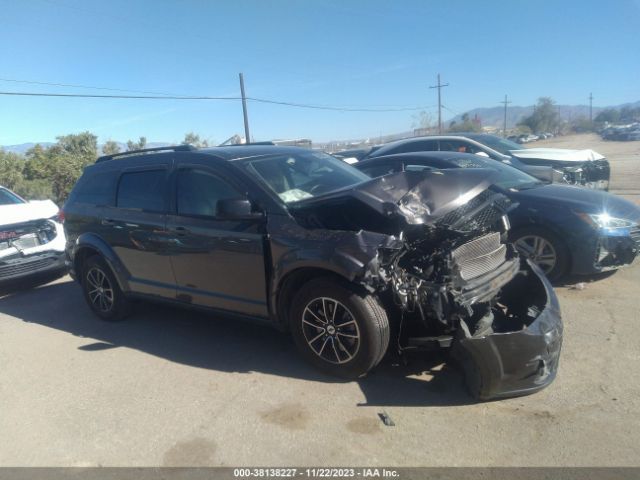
top-left (0, 278), bottom-right (475, 407)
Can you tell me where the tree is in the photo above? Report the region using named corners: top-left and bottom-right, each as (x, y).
top-left (594, 108), bottom-right (620, 124)
top-left (411, 110), bottom-right (434, 134)
top-left (102, 140), bottom-right (121, 155)
top-left (182, 132), bottom-right (209, 148)
top-left (448, 112), bottom-right (482, 133)
top-left (0, 150), bottom-right (24, 191)
top-left (127, 136), bottom-right (147, 151)
top-left (518, 97), bottom-right (560, 133)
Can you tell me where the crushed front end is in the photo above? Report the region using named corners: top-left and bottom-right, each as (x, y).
top-left (378, 184), bottom-right (563, 400)
top-left (287, 170), bottom-right (562, 400)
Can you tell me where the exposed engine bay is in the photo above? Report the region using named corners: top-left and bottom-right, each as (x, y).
top-left (288, 170), bottom-right (545, 349)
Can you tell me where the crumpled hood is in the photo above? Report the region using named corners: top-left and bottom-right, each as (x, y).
top-left (510, 148), bottom-right (605, 162)
top-left (291, 169), bottom-right (496, 225)
top-left (0, 200), bottom-right (59, 227)
top-left (514, 184), bottom-right (640, 221)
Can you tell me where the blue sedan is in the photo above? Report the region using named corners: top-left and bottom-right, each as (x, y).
top-left (355, 151), bottom-right (640, 281)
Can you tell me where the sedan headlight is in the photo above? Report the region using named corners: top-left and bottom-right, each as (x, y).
top-left (577, 212), bottom-right (636, 230)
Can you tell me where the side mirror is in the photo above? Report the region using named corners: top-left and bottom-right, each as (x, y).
top-left (216, 198), bottom-right (262, 219)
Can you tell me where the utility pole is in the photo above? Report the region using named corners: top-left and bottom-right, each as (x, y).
top-left (589, 92), bottom-right (594, 125)
top-left (429, 73), bottom-right (449, 134)
top-left (500, 94), bottom-right (512, 137)
top-left (239, 73), bottom-right (251, 143)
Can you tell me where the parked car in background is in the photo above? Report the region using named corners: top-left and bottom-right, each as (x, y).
top-left (330, 146), bottom-right (379, 163)
top-left (363, 134), bottom-right (611, 190)
top-left (0, 186), bottom-right (67, 284)
top-left (355, 152), bottom-right (640, 280)
top-left (63, 145), bottom-right (562, 400)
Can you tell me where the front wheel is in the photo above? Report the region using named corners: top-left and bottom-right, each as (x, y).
top-left (289, 278), bottom-right (390, 379)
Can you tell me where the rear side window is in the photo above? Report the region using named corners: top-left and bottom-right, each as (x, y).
top-left (176, 169), bottom-right (242, 217)
top-left (393, 140), bottom-right (439, 154)
top-left (439, 140), bottom-right (480, 154)
top-left (69, 170), bottom-right (118, 206)
top-left (117, 170), bottom-right (166, 212)
top-left (0, 188), bottom-right (24, 205)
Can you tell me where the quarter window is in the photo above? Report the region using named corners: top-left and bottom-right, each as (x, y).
top-left (117, 170), bottom-right (166, 212)
top-left (176, 169), bottom-right (242, 217)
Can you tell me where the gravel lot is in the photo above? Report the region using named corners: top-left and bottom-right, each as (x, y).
top-left (1, 135), bottom-right (639, 467)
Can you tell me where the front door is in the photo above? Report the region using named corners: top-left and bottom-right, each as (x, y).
top-left (166, 166), bottom-right (268, 317)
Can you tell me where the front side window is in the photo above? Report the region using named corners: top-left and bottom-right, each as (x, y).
top-left (176, 169), bottom-right (242, 217)
top-left (242, 151), bottom-right (369, 204)
top-left (117, 170), bottom-right (166, 212)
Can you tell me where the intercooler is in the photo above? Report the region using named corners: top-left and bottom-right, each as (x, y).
top-left (451, 232), bottom-right (507, 280)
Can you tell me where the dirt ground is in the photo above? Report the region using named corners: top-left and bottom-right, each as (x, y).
top-left (1, 135), bottom-right (639, 467)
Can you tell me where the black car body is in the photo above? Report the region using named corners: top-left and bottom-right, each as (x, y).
top-left (0, 186), bottom-right (67, 284)
top-left (364, 134), bottom-right (611, 190)
top-left (63, 145), bottom-right (562, 400)
top-left (356, 152), bottom-right (640, 280)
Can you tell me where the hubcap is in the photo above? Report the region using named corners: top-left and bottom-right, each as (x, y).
top-left (514, 235), bottom-right (557, 274)
top-left (86, 267), bottom-right (114, 313)
top-left (301, 297), bottom-right (360, 365)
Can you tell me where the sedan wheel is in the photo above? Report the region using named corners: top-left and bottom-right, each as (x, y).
top-left (514, 235), bottom-right (557, 274)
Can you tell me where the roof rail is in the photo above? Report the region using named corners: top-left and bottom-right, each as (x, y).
top-left (227, 141), bottom-right (276, 146)
top-left (96, 144), bottom-right (196, 163)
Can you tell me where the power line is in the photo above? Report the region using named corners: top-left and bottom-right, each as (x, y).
top-left (0, 76), bottom-right (180, 96)
top-left (0, 90), bottom-right (433, 112)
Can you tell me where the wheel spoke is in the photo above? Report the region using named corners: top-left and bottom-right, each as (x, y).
top-left (336, 331), bottom-right (358, 339)
top-left (330, 338), bottom-right (341, 363)
top-left (308, 331), bottom-right (325, 344)
top-left (304, 307), bottom-right (326, 325)
top-left (317, 337), bottom-right (329, 356)
top-left (335, 337), bottom-right (354, 361)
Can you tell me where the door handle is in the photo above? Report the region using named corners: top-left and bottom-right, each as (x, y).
top-left (173, 226), bottom-right (190, 236)
top-left (101, 218), bottom-right (116, 225)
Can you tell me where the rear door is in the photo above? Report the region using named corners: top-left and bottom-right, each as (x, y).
top-left (107, 165), bottom-right (176, 298)
top-left (166, 161), bottom-right (268, 317)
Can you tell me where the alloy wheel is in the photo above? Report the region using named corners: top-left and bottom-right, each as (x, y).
top-left (301, 297), bottom-right (361, 365)
top-left (86, 267), bottom-right (115, 313)
top-left (514, 235), bottom-right (557, 274)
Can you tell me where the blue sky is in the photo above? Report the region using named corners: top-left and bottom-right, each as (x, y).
top-left (1, 0), bottom-right (639, 145)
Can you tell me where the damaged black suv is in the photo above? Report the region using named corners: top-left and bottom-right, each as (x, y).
top-left (63, 145), bottom-right (562, 400)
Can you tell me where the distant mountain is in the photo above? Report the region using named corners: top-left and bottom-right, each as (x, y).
top-left (0, 141), bottom-right (173, 155)
top-left (449, 100), bottom-right (640, 128)
top-left (1, 142), bottom-right (55, 154)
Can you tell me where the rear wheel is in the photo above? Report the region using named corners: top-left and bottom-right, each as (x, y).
top-left (290, 278), bottom-right (390, 378)
top-left (511, 227), bottom-right (569, 281)
top-left (82, 256), bottom-right (131, 321)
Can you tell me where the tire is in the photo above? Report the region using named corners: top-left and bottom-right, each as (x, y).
top-left (81, 255), bottom-right (131, 321)
top-left (289, 277), bottom-right (390, 379)
top-left (510, 226), bottom-right (569, 281)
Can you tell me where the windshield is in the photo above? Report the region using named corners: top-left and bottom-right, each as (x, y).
top-left (443, 156), bottom-right (544, 190)
top-left (0, 188), bottom-right (25, 205)
top-left (467, 135), bottom-right (525, 155)
top-left (242, 151), bottom-right (370, 204)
